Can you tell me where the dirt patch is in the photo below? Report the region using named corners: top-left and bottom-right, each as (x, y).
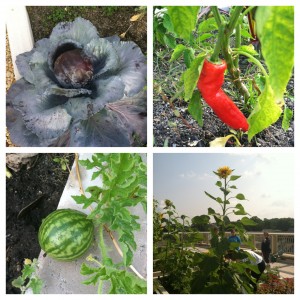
top-left (26, 6), bottom-right (147, 54)
top-left (6, 154), bottom-right (74, 294)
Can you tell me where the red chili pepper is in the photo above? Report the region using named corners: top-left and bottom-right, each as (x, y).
top-left (197, 59), bottom-right (249, 131)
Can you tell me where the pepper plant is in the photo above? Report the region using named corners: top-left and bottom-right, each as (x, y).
top-left (154, 6), bottom-right (294, 144)
top-left (72, 153), bottom-right (147, 294)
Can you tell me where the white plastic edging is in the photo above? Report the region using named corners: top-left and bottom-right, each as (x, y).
top-left (6, 6), bottom-right (34, 80)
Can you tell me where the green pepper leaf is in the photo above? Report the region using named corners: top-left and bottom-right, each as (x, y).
top-left (167, 6), bottom-right (200, 42)
top-left (170, 44), bottom-right (187, 62)
top-left (188, 91), bottom-right (203, 126)
top-left (282, 106), bottom-right (293, 131)
top-left (256, 6), bottom-right (294, 106)
top-left (183, 54), bottom-right (205, 101)
top-left (248, 81), bottom-right (282, 141)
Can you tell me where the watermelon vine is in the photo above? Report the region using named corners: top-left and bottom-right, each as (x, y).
top-left (72, 153), bottom-right (147, 294)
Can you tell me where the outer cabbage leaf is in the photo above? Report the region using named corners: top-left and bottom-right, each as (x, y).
top-left (114, 41), bottom-right (147, 97)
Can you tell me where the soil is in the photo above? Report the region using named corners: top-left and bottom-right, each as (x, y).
top-left (153, 56), bottom-right (294, 148)
top-left (26, 6), bottom-right (147, 54)
top-left (6, 154), bottom-right (74, 294)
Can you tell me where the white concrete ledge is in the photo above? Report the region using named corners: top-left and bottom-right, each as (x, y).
top-left (6, 6), bottom-right (34, 80)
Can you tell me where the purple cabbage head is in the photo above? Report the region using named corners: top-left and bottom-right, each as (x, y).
top-left (6, 17), bottom-right (147, 147)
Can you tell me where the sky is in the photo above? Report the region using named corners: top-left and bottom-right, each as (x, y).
top-left (153, 153), bottom-right (294, 220)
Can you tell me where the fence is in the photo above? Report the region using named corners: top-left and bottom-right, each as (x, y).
top-left (192, 231), bottom-right (294, 254)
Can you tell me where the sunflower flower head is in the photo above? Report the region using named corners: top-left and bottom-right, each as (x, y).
top-left (216, 166), bottom-right (233, 179)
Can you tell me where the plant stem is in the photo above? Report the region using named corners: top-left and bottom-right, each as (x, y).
top-left (210, 24), bottom-right (224, 62)
top-left (99, 224), bottom-right (108, 260)
top-left (210, 7), bottom-right (224, 62)
top-left (211, 6), bottom-right (222, 27)
top-left (233, 50), bottom-right (269, 78)
top-left (227, 6), bottom-right (244, 33)
top-left (234, 24), bottom-right (241, 68)
top-left (241, 6), bottom-right (255, 18)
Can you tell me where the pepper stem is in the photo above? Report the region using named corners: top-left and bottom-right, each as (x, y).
top-left (211, 7), bottom-right (224, 63)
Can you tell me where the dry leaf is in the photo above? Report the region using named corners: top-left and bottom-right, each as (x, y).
top-left (130, 13), bottom-right (144, 22)
top-left (119, 32), bottom-right (126, 39)
top-left (209, 134), bottom-right (241, 147)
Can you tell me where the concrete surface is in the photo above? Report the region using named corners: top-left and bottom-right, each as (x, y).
top-left (33, 153), bottom-right (147, 294)
top-left (6, 6), bottom-right (34, 80)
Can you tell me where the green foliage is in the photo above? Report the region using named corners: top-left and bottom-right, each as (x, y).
top-left (190, 167), bottom-right (258, 293)
top-left (247, 6), bottom-right (294, 140)
top-left (103, 6), bottom-right (120, 16)
top-left (188, 91), bottom-right (203, 126)
top-left (167, 7), bottom-right (200, 42)
top-left (53, 155), bottom-right (70, 171)
top-left (12, 259), bottom-right (43, 294)
top-left (73, 153), bottom-right (147, 294)
top-left (248, 80), bottom-right (282, 140)
top-left (153, 199), bottom-right (199, 294)
top-left (256, 6), bottom-right (294, 106)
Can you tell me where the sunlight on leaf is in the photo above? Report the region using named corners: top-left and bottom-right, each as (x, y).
top-left (248, 81), bottom-right (282, 141)
top-left (167, 6), bottom-right (200, 42)
top-left (256, 6), bottom-right (294, 106)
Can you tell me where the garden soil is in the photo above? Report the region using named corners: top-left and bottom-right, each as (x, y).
top-left (26, 6), bottom-right (147, 54)
top-left (6, 154), bottom-right (74, 294)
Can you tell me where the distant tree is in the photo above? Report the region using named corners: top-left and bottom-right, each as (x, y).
top-left (191, 215), bottom-right (210, 231)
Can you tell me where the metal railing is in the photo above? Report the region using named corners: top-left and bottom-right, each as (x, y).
top-left (193, 231), bottom-right (294, 255)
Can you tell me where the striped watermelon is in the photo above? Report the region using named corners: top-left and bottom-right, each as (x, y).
top-left (38, 209), bottom-right (94, 261)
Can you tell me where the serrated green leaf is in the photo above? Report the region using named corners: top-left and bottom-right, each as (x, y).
top-left (235, 193), bottom-right (246, 200)
top-left (21, 264), bottom-right (35, 280)
top-left (167, 6), bottom-right (200, 42)
top-left (80, 263), bottom-right (99, 275)
top-left (188, 90), bottom-right (203, 126)
top-left (183, 54), bottom-right (205, 101)
top-left (12, 277), bottom-right (24, 289)
top-left (256, 6), bottom-right (294, 106)
top-left (28, 278), bottom-right (43, 294)
top-left (248, 81), bottom-right (282, 141)
top-left (170, 44), bottom-right (186, 62)
top-left (282, 106), bottom-right (293, 131)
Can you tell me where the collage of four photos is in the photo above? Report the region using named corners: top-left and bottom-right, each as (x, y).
top-left (5, 4), bottom-right (296, 295)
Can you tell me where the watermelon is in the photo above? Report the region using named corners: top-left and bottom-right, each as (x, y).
top-left (38, 209), bottom-right (94, 261)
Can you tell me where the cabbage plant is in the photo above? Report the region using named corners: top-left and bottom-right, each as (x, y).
top-left (6, 17), bottom-right (147, 147)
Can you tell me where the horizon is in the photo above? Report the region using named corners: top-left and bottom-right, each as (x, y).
top-left (154, 153), bottom-right (294, 220)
